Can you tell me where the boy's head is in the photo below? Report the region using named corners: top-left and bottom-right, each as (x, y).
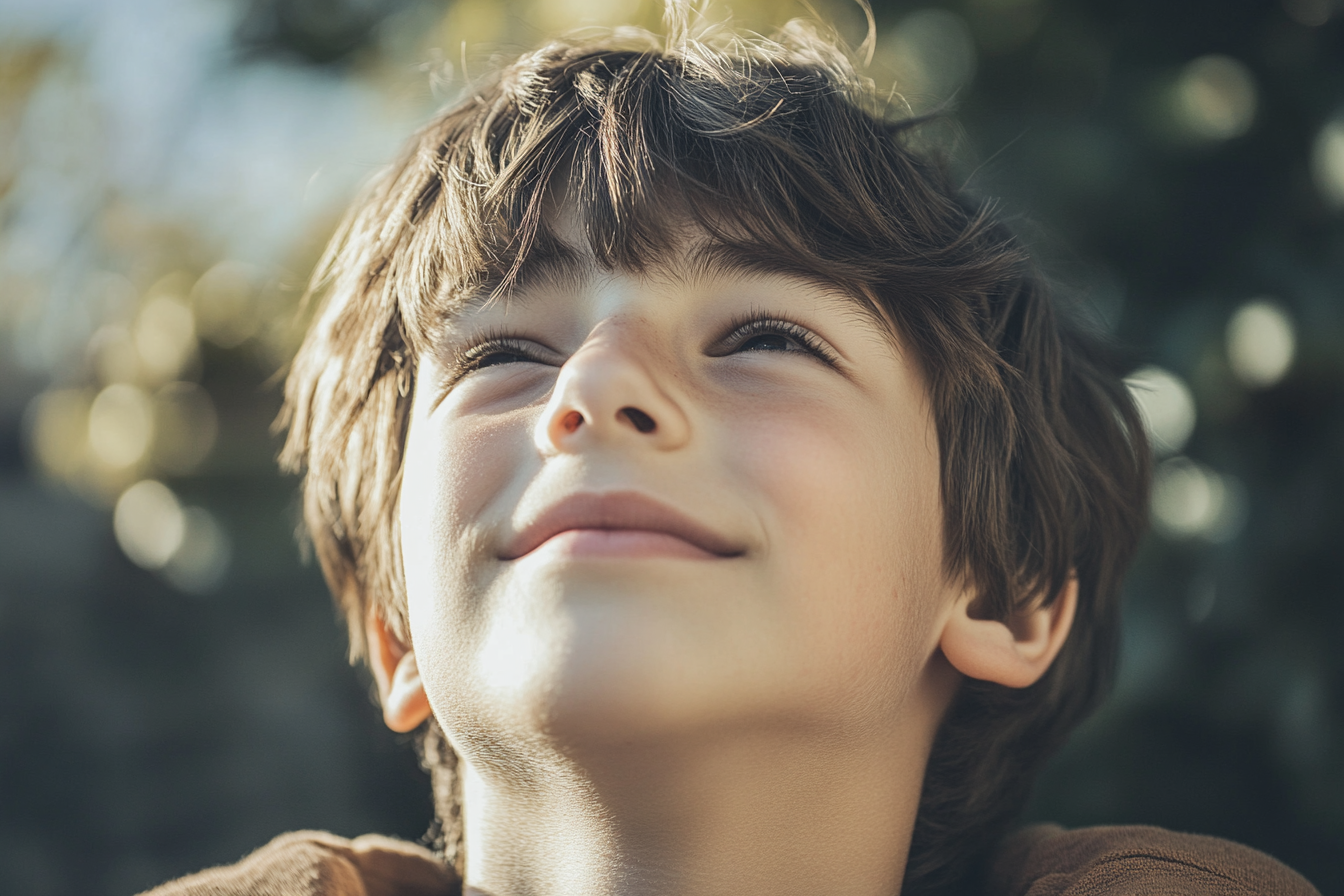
top-left (280, 12), bottom-right (1149, 894)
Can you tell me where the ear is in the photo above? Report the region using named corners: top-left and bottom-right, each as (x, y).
top-left (939, 576), bottom-right (1078, 689)
top-left (366, 609), bottom-right (432, 733)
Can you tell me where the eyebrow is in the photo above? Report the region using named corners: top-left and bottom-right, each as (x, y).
top-left (679, 241), bottom-right (832, 287)
top-left (679, 241), bottom-right (878, 322)
top-left (451, 243), bottom-right (592, 317)
top-left (448, 235), bottom-right (858, 321)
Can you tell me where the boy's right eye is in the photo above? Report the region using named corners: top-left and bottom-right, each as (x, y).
top-left (444, 336), bottom-right (556, 389)
top-left (470, 344), bottom-right (536, 369)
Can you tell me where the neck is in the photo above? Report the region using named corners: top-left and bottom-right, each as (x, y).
top-left (457, 724), bottom-right (932, 896)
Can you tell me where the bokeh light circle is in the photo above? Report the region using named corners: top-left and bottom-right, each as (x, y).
top-left (1226, 299), bottom-right (1296, 389)
top-left (113, 480), bottom-right (186, 570)
top-left (1125, 365), bottom-right (1197, 456)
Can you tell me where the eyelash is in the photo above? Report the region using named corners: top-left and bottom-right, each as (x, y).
top-left (445, 314), bottom-right (837, 388)
top-left (442, 332), bottom-right (552, 389)
top-left (717, 314), bottom-right (839, 366)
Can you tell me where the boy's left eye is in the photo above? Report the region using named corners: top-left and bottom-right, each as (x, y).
top-left (719, 317), bottom-right (838, 365)
top-left (737, 332), bottom-right (796, 352)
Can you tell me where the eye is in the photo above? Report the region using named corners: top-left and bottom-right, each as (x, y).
top-left (444, 335), bottom-right (556, 388)
top-left (720, 316), bottom-right (838, 365)
top-left (738, 331), bottom-right (795, 352)
top-left (471, 344), bottom-right (535, 369)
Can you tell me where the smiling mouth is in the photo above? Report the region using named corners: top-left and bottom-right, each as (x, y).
top-left (500, 492), bottom-right (744, 561)
top-left (526, 528), bottom-right (725, 560)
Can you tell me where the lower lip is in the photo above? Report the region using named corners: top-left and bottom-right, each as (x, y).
top-left (529, 529), bottom-right (720, 560)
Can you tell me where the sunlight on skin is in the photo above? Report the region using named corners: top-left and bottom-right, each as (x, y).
top-left (384, 212), bottom-right (1073, 896)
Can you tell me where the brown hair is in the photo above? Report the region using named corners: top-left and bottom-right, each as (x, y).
top-left (278, 13), bottom-right (1150, 894)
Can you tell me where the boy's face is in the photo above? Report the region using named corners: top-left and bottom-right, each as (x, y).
top-left (398, 220), bottom-right (961, 758)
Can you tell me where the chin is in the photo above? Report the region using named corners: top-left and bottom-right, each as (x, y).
top-left (471, 595), bottom-right (761, 752)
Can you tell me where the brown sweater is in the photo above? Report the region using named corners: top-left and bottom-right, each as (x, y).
top-left (985, 825), bottom-right (1320, 895)
top-left (139, 825), bottom-right (1320, 896)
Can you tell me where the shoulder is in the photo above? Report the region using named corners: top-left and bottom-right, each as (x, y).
top-left (136, 831), bottom-right (460, 896)
top-left (984, 823), bottom-right (1320, 896)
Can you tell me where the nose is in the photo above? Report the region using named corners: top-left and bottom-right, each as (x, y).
top-left (534, 335), bottom-right (690, 455)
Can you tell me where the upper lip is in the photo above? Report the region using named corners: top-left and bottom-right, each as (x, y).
top-left (500, 491), bottom-right (744, 560)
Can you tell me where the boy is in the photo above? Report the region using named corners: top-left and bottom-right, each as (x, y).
top-left (145, 6), bottom-right (1318, 895)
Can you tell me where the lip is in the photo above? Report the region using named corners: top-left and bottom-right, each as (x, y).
top-left (500, 491), bottom-right (744, 561)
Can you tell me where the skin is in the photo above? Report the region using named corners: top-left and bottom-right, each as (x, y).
top-left (372, 220), bottom-right (1076, 896)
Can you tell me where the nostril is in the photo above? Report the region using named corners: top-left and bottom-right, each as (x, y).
top-left (620, 407), bottom-right (657, 434)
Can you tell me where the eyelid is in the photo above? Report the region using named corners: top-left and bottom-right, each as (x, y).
top-left (441, 331), bottom-right (559, 391)
top-left (716, 313), bottom-right (841, 366)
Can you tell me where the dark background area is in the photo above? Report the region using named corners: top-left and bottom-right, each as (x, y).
top-left (0, 0), bottom-right (1341, 893)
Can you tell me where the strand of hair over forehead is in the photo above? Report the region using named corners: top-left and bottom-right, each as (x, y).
top-left (445, 0), bottom-right (942, 307)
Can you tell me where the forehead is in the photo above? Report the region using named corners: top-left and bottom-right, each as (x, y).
top-left (449, 232), bottom-right (881, 326)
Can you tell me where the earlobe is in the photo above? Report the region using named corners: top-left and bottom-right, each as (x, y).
top-left (366, 609), bottom-right (433, 733)
top-left (939, 577), bottom-right (1078, 689)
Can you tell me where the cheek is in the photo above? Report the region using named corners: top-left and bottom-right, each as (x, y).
top-left (399, 405), bottom-right (538, 710)
top-left (724, 391), bottom-right (947, 711)
top-left (404, 412), bottom-right (525, 541)
top-left (402, 414), bottom-right (512, 578)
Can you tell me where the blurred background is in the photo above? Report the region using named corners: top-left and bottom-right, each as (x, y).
top-left (0, 0), bottom-right (1341, 892)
